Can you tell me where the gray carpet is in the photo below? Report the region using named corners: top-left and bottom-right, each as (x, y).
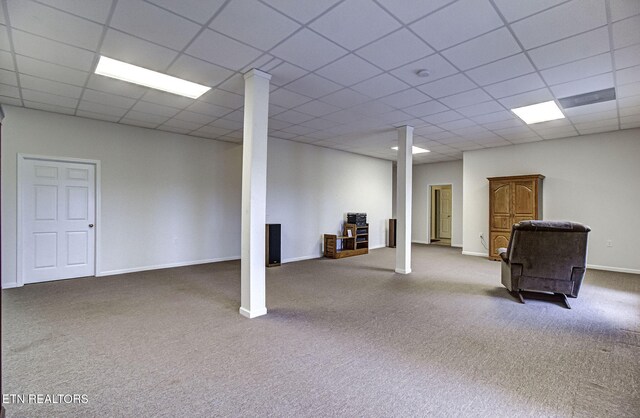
top-left (2, 245), bottom-right (639, 417)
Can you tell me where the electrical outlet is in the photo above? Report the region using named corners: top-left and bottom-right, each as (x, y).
top-left (606, 240), bottom-right (613, 247)
top-left (479, 232), bottom-right (484, 239)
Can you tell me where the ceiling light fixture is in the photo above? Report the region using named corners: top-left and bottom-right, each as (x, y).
top-left (511, 100), bottom-right (565, 124)
top-left (95, 56), bottom-right (211, 99)
top-left (416, 69), bottom-right (430, 78)
top-left (392, 146), bottom-right (430, 154)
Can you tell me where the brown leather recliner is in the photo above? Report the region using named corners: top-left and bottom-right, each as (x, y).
top-left (498, 220), bottom-right (591, 308)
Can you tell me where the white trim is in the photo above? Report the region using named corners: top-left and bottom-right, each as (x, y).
top-left (462, 250), bottom-right (488, 257)
top-left (282, 254), bottom-right (321, 264)
top-left (369, 244), bottom-right (386, 250)
top-left (17, 154), bottom-right (101, 286)
top-left (587, 264), bottom-right (640, 275)
top-left (451, 243), bottom-right (463, 248)
top-left (2, 282), bottom-right (20, 289)
top-left (98, 256), bottom-right (240, 277)
top-left (412, 240), bottom-right (430, 244)
top-left (395, 268), bottom-right (412, 274)
top-left (239, 306), bottom-right (267, 319)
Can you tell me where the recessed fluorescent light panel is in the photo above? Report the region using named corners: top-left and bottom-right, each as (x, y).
top-left (95, 56), bottom-right (210, 99)
top-left (511, 100), bottom-right (565, 124)
top-left (391, 146), bottom-right (430, 154)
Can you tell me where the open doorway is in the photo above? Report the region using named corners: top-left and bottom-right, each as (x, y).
top-left (430, 184), bottom-right (452, 246)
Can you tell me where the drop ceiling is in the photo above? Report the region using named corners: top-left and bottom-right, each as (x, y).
top-left (1, 0), bottom-right (639, 163)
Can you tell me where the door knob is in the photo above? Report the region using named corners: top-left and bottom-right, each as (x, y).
top-left (89, 224), bottom-right (94, 228)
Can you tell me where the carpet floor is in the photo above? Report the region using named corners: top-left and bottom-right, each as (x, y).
top-left (2, 245), bottom-right (639, 417)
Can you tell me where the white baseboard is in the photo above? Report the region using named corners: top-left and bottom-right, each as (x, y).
top-left (451, 243), bottom-right (463, 248)
top-left (98, 256), bottom-right (240, 277)
top-left (412, 240), bottom-right (430, 244)
top-left (369, 244), bottom-right (386, 250)
top-left (462, 250), bottom-right (488, 257)
top-left (587, 264), bottom-right (640, 275)
top-left (395, 268), bottom-right (412, 274)
top-left (282, 254), bottom-right (321, 263)
top-left (2, 282), bottom-right (20, 289)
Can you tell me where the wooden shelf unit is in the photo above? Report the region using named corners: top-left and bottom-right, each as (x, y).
top-left (324, 223), bottom-right (369, 259)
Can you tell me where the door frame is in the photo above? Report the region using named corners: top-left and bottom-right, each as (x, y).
top-left (17, 153), bottom-right (102, 287)
top-left (428, 184), bottom-right (452, 244)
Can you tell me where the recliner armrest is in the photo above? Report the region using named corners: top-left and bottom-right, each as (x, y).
top-left (498, 247), bottom-right (508, 263)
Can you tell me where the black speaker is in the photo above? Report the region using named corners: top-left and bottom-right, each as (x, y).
top-left (266, 224), bottom-right (281, 267)
top-left (388, 219), bottom-right (397, 248)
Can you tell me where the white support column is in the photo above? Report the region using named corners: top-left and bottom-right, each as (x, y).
top-left (396, 125), bottom-right (413, 274)
top-left (240, 69), bottom-right (271, 319)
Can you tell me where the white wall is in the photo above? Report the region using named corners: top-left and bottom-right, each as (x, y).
top-left (412, 160), bottom-right (463, 247)
top-left (463, 128), bottom-right (640, 273)
top-left (1, 106), bottom-right (394, 287)
top-left (266, 138), bottom-right (392, 262)
top-left (1, 107), bottom-right (243, 287)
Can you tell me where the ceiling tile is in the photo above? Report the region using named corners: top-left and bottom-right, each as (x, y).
top-left (0, 50), bottom-right (14, 71)
top-left (296, 100), bottom-right (341, 117)
top-left (77, 100), bottom-right (129, 117)
top-left (319, 88), bottom-right (371, 108)
top-left (356, 29), bottom-right (434, 71)
top-left (484, 73), bottom-right (546, 99)
top-left (417, 74), bottom-right (475, 99)
top-left (82, 88), bottom-right (137, 109)
top-left (0, 68), bottom-right (18, 86)
top-left (492, 0), bottom-right (566, 23)
top-left (12, 29), bottom-right (95, 71)
top-left (161, 117), bottom-right (206, 131)
top-left (268, 62), bottom-right (308, 87)
top-left (421, 110), bottom-right (464, 124)
top-left (403, 100), bottom-right (449, 118)
top-left (284, 73), bottom-right (342, 98)
top-left (210, 118), bottom-right (242, 130)
top-left (158, 125), bottom-right (191, 135)
top-left (466, 53), bottom-right (535, 85)
top-left (23, 99), bottom-right (75, 115)
top-left (36, 0), bottom-right (113, 23)
top-left (0, 84), bottom-right (21, 99)
top-left (527, 27), bottom-right (610, 70)
top-left (272, 109), bottom-right (315, 124)
top-left (16, 55), bottom-right (88, 86)
top-left (410, 0), bottom-right (503, 50)
top-left (186, 29), bottom-right (263, 71)
top-left (76, 110), bottom-right (121, 123)
top-left (315, 54), bottom-right (382, 87)
top-left (440, 88), bottom-right (493, 108)
top-left (174, 110), bottom-right (217, 124)
top-left (609, 0), bottom-right (640, 22)
top-left (498, 88), bottom-right (554, 109)
top-left (146, 0), bottom-right (226, 24)
top-left (7, 0), bottom-right (103, 49)
top-left (617, 81), bottom-right (640, 98)
top-left (123, 110), bottom-right (169, 125)
top-left (375, 0), bottom-right (455, 24)
top-left (551, 72), bottom-right (614, 98)
top-left (456, 100), bottom-right (505, 117)
top-left (562, 100), bottom-right (617, 116)
top-left (0, 25), bottom-right (10, 51)
top-left (131, 101), bottom-right (181, 118)
top-left (199, 89), bottom-right (243, 109)
top-left (540, 53), bottom-right (612, 85)
top-left (471, 110), bottom-right (515, 124)
top-left (614, 44), bottom-right (640, 69)
top-left (101, 29), bottom-right (180, 71)
top-left (167, 54), bottom-right (234, 87)
top-left (270, 88), bottom-right (313, 108)
top-left (298, 117), bottom-right (335, 130)
top-left (351, 73), bottom-right (409, 99)
top-left (260, 0), bottom-right (342, 24)
top-left (510, 0), bottom-right (607, 49)
top-left (612, 15), bottom-right (640, 50)
top-left (442, 28), bottom-right (521, 70)
top-left (111, 1), bottom-right (200, 51)
top-left (481, 118), bottom-right (525, 130)
top-left (390, 54), bottom-right (458, 86)
top-left (86, 74), bottom-right (147, 99)
top-left (616, 65), bottom-right (640, 85)
top-left (187, 101), bottom-right (235, 118)
top-left (19, 74), bottom-right (82, 98)
top-left (438, 118), bottom-right (477, 131)
top-left (210, 0), bottom-right (300, 51)
top-left (270, 29), bottom-right (347, 71)
top-left (379, 89), bottom-right (431, 109)
top-left (309, 0), bottom-right (401, 51)
top-left (568, 110), bottom-right (618, 124)
top-left (349, 101), bottom-right (395, 116)
top-left (22, 89), bottom-right (78, 108)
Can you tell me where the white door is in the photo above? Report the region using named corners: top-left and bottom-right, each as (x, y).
top-left (439, 188), bottom-right (452, 239)
top-left (21, 158), bottom-right (96, 284)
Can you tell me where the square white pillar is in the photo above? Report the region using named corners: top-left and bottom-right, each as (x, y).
top-left (396, 125), bottom-right (413, 274)
top-left (240, 69), bottom-right (271, 318)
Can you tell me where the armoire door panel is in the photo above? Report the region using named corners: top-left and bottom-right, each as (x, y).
top-left (513, 181), bottom-right (535, 215)
top-left (490, 232), bottom-right (510, 257)
top-left (492, 215), bottom-right (512, 230)
top-left (491, 183), bottom-right (511, 214)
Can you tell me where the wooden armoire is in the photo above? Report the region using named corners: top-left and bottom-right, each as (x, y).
top-left (488, 174), bottom-right (544, 260)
